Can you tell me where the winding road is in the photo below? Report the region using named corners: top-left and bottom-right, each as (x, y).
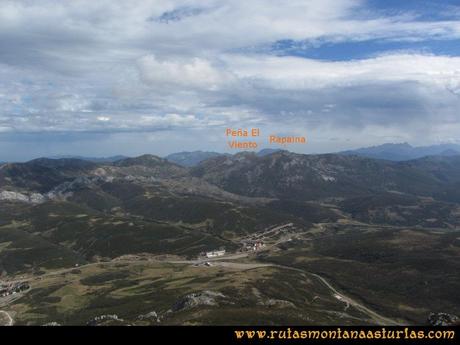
top-left (308, 272), bottom-right (399, 325)
top-left (171, 251), bottom-right (400, 325)
top-left (271, 264), bottom-right (399, 325)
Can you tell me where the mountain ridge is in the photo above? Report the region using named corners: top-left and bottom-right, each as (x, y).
top-left (341, 142), bottom-right (460, 161)
top-left (2, 151), bottom-right (460, 205)
top-left (4, 143), bottom-right (459, 165)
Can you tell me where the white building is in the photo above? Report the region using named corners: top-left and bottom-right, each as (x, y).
top-left (205, 250), bottom-right (226, 258)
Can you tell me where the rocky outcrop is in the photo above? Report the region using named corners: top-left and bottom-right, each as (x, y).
top-left (138, 311), bottom-right (161, 322)
top-left (172, 290), bottom-right (226, 312)
top-left (428, 312), bottom-right (459, 326)
top-left (43, 322), bottom-right (61, 326)
top-left (259, 298), bottom-right (296, 308)
top-left (0, 191), bottom-right (46, 204)
top-left (87, 314), bottom-right (125, 326)
top-left (0, 175), bottom-right (115, 204)
top-left (48, 176), bottom-right (110, 196)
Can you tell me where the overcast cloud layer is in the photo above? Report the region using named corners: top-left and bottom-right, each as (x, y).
top-left (1, 0), bottom-right (460, 160)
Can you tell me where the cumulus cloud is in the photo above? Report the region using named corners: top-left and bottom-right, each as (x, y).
top-left (137, 55), bottom-right (232, 91)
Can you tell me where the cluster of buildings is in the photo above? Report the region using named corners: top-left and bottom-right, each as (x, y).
top-left (243, 241), bottom-right (265, 252)
top-left (0, 281), bottom-right (30, 297)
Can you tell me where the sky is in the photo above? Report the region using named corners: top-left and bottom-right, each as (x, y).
top-left (1, 0), bottom-right (460, 161)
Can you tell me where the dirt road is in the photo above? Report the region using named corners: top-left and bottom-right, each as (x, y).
top-left (169, 250), bottom-right (400, 325)
top-left (273, 264), bottom-right (400, 325)
top-left (310, 272), bottom-right (399, 325)
top-left (204, 261), bottom-right (272, 270)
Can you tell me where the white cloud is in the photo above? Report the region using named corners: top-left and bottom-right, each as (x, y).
top-left (140, 113), bottom-right (198, 126)
top-left (97, 116), bottom-right (111, 122)
top-left (224, 53), bottom-right (460, 91)
top-left (137, 55), bottom-right (232, 91)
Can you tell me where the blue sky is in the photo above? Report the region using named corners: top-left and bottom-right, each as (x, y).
top-left (0, 0), bottom-right (460, 161)
top-left (366, 0), bottom-right (460, 20)
top-left (267, 38), bottom-right (460, 60)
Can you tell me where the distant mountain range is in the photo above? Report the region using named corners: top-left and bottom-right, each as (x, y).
top-left (165, 149), bottom-right (283, 166)
top-left (165, 144), bottom-right (460, 167)
top-left (3, 150), bottom-right (460, 206)
top-left (191, 151), bottom-right (460, 203)
top-left (341, 143), bottom-right (460, 161)
top-left (7, 144), bottom-right (459, 167)
top-left (40, 150), bottom-right (284, 168)
top-left (165, 151), bottom-right (230, 167)
top-left (48, 155), bottom-right (128, 163)
top-left (2, 150), bottom-right (460, 201)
